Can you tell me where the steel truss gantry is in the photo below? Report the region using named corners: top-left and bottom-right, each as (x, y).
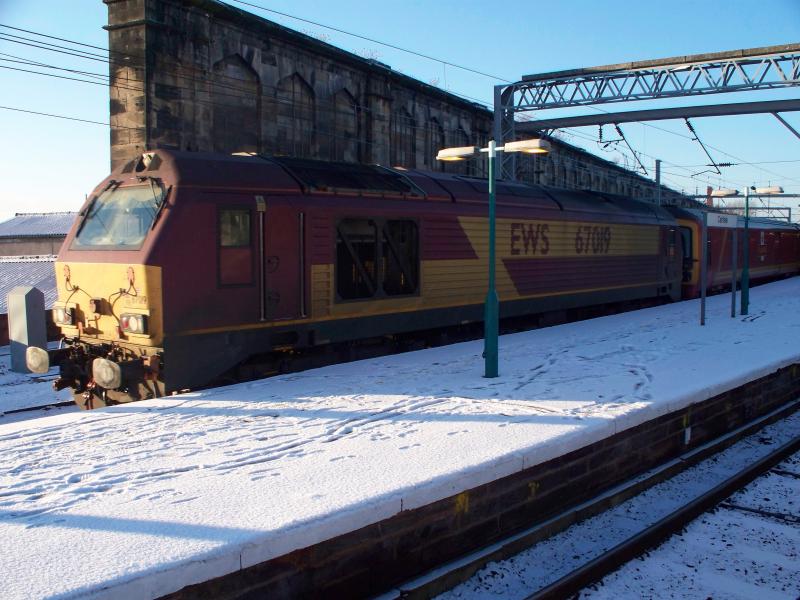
top-left (494, 43), bottom-right (800, 179)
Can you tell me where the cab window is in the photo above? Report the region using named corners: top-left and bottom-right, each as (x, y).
top-left (73, 184), bottom-right (164, 250)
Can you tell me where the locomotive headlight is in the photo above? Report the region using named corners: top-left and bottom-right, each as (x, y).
top-left (93, 358), bottom-right (122, 390)
top-left (54, 307), bottom-right (75, 326)
top-left (120, 313), bottom-right (148, 335)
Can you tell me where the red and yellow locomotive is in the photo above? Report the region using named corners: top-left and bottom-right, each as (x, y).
top-left (26, 150), bottom-right (799, 408)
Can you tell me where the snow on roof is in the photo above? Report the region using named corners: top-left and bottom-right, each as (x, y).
top-left (0, 212), bottom-right (76, 238)
top-left (0, 277), bottom-right (799, 599)
top-left (0, 256), bottom-right (57, 313)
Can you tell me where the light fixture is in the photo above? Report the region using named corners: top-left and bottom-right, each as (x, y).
top-left (436, 146), bottom-right (479, 162)
top-left (54, 306), bottom-right (75, 326)
top-left (755, 186), bottom-right (784, 195)
top-left (503, 139), bottom-right (551, 154)
top-left (120, 313), bottom-right (149, 335)
top-left (710, 188), bottom-right (739, 197)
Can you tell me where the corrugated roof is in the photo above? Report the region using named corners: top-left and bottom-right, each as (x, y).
top-left (0, 256), bottom-right (57, 314)
top-left (0, 213), bottom-right (76, 238)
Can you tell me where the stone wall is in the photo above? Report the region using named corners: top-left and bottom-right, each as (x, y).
top-left (104, 0), bottom-right (686, 204)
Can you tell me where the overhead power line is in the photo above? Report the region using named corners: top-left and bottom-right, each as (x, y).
top-left (3, 21), bottom-right (795, 190)
top-left (225, 0), bottom-right (515, 84)
top-left (0, 104), bottom-right (138, 129)
top-left (0, 25), bottom-right (501, 110)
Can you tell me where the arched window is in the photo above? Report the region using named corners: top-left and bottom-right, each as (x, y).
top-left (275, 73), bottom-right (315, 158)
top-left (391, 108), bottom-right (415, 167)
top-left (331, 88), bottom-right (358, 162)
top-left (543, 158), bottom-right (554, 185)
top-left (558, 164), bottom-right (567, 187)
top-left (212, 55), bottom-right (261, 154)
top-left (425, 117), bottom-right (445, 170)
top-left (452, 126), bottom-right (472, 174)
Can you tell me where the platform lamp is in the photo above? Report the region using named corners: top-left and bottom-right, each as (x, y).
top-left (437, 138), bottom-right (551, 378)
top-left (741, 185), bottom-right (784, 315)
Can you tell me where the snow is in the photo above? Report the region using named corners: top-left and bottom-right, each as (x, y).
top-left (2, 278), bottom-right (800, 599)
top-left (0, 347), bottom-right (72, 413)
top-left (580, 451), bottom-right (800, 600)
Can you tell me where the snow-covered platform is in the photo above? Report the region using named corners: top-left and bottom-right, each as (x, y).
top-left (2, 279), bottom-right (800, 599)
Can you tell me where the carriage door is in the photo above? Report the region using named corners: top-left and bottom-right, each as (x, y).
top-left (260, 197), bottom-right (302, 321)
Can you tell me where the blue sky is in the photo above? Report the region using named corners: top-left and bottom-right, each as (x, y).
top-left (0, 0), bottom-right (799, 220)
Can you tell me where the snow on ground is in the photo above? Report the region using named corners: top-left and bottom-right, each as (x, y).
top-left (436, 409), bottom-right (800, 599)
top-left (1, 278), bottom-right (800, 599)
top-left (581, 450), bottom-right (800, 600)
top-left (0, 346), bottom-right (73, 413)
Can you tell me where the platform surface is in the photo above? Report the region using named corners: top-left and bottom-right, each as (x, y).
top-left (1, 279), bottom-right (799, 599)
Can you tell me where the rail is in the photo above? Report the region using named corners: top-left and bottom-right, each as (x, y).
top-left (386, 398), bottom-right (800, 599)
top-left (527, 431), bottom-right (800, 599)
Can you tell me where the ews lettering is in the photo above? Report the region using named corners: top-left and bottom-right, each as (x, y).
top-left (510, 223), bottom-right (550, 255)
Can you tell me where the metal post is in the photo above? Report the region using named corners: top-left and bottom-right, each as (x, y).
top-left (256, 195), bottom-right (267, 321)
top-left (700, 211), bottom-right (707, 325)
top-left (731, 224), bottom-right (738, 318)
top-left (8, 286), bottom-right (46, 373)
top-left (655, 159), bottom-right (662, 206)
top-left (741, 187), bottom-right (750, 315)
top-left (484, 140), bottom-right (499, 378)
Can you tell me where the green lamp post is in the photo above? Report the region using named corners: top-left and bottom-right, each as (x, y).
top-left (437, 138), bottom-right (551, 378)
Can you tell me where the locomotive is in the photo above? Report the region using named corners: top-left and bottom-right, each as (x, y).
top-left (25, 150), bottom-right (800, 408)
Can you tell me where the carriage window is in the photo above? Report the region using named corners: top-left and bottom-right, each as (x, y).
top-left (337, 219), bottom-right (377, 299)
top-left (383, 220), bottom-right (418, 295)
top-left (219, 209), bottom-right (253, 286)
top-left (759, 230), bottom-right (766, 246)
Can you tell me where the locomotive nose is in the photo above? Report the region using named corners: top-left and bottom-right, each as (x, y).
top-left (92, 358), bottom-right (122, 390)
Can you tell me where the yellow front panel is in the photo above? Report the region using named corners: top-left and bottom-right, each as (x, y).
top-left (54, 261), bottom-right (163, 347)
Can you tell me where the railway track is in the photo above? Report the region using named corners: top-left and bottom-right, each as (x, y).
top-left (528, 430), bottom-right (800, 599)
top-left (2, 400), bottom-right (74, 415)
top-left (382, 399), bottom-right (800, 600)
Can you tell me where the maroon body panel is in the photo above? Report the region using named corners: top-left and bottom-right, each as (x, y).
top-left (505, 255), bottom-right (661, 296)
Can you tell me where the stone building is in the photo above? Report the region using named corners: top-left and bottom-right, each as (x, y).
top-left (0, 212), bottom-right (73, 344)
top-left (105, 0), bottom-right (685, 203)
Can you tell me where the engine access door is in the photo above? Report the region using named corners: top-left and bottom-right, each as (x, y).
top-left (261, 201), bottom-right (302, 321)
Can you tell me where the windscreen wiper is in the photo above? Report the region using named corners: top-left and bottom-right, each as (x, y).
top-left (76, 179), bottom-right (120, 234)
top-left (137, 175), bottom-right (171, 230)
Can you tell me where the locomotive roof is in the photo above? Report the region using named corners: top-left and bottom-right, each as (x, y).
top-left (114, 150), bottom-right (675, 222)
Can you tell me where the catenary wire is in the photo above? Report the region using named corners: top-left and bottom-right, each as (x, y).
top-left (3, 24), bottom-right (787, 194)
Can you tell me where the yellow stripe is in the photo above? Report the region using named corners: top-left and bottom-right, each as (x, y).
top-left (459, 217), bottom-right (660, 261)
top-left (178, 279), bottom-right (664, 337)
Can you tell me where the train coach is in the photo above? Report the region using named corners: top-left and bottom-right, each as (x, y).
top-left (24, 150), bottom-right (793, 408)
top-left (666, 206), bottom-right (800, 298)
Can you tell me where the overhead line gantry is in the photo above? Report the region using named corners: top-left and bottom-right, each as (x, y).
top-left (495, 43), bottom-right (800, 179)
